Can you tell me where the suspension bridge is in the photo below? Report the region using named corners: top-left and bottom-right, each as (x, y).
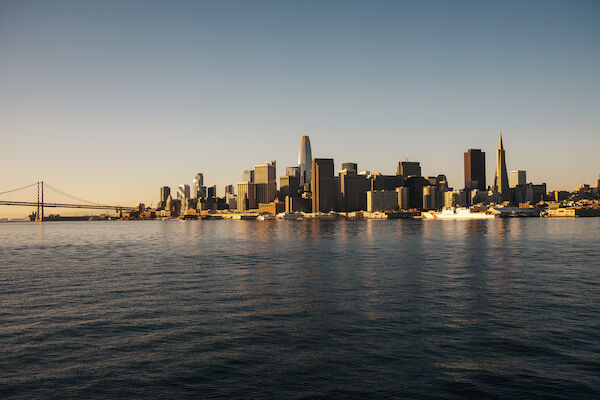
top-left (0, 181), bottom-right (136, 221)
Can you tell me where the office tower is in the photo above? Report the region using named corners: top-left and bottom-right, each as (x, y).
top-left (494, 132), bottom-right (510, 201)
top-left (367, 190), bottom-right (399, 212)
top-left (397, 161), bottom-right (421, 177)
top-left (237, 182), bottom-right (257, 211)
top-left (510, 170), bottom-right (526, 188)
top-left (298, 136), bottom-right (312, 187)
top-left (286, 167), bottom-right (300, 179)
top-left (207, 185), bottom-right (216, 199)
top-left (371, 174), bottom-right (403, 191)
top-left (254, 161), bottom-right (277, 204)
top-left (423, 186), bottom-right (437, 210)
top-left (405, 176), bottom-right (429, 209)
top-left (224, 185), bottom-right (235, 195)
top-left (280, 175), bottom-right (299, 199)
top-left (177, 184), bottom-right (190, 200)
top-left (192, 173), bottom-right (204, 198)
top-left (340, 172), bottom-right (370, 211)
top-left (160, 186), bottom-right (171, 203)
top-left (341, 163), bottom-right (358, 174)
top-left (242, 170), bottom-right (254, 183)
top-left (464, 149), bottom-right (486, 190)
top-left (396, 187), bottom-right (409, 210)
top-left (311, 158), bottom-right (335, 212)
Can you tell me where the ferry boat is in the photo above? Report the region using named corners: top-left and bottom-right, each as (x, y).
top-left (422, 207), bottom-right (497, 220)
top-left (257, 214), bottom-right (276, 221)
top-left (276, 212), bottom-right (304, 220)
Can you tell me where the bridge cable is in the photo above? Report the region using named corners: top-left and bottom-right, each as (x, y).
top-left (43, 183), bottom-right (106, 206)
top-left (0, 182), bottom-right (38, 196)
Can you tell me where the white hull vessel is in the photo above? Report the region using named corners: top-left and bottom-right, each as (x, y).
top-left (422, 208), bottom-right (497, 220)
top-left (276, 212), bottom-right (304, 220)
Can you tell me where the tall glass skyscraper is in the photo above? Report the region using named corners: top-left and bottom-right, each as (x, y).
top-left (298, 136), bottom-right (312, 187)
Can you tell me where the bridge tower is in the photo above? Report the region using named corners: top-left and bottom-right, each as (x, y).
top-left (36, 181), bottom-right (44, 222)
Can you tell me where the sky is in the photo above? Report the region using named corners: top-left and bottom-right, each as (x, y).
top-left (1, 0), bottom-right (599, 216)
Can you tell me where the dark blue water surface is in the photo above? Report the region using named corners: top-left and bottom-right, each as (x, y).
top-left (1, 219), bottom-right (599, 399)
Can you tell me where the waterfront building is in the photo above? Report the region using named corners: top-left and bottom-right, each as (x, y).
top-left (160, 186), bottom-right (171, 203)
top-left (226, 194), bottom-right (237, 210)
top-left (255, 161), bottom-right (277, 204)
top-left (192, 173), bottom-right (204, 198)
top-left (311, 158), bottom-right (335, 213)
top-left (340, 172), bottom-right (370, 212)
top-left (396, 187), bottom-right (409, 210)
top-left (397, 161), bottom-right (421, 178)
top-left (367, 190), bottom-right (399, 212)
top-left (510, 170), bottom-right (526, 188)
top-left (464, 149), bottom-right (486, 190)
top-left (237, 181), bottom-right (257, 211)
top-left (177, 184), bottom-right (190, 200)
top-left (242, 170), bottom-right (254, 183)
top-left (298, 136), bottom-right (313, 187)
top-left (423, 185), bottom-right (438, 210)
top-left (494, 133), bottom-right (510, 201)
top-left (405, 176), bottom-right (429, 209)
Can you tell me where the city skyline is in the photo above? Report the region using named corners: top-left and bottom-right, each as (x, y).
top-left (1, 1), bottom-right (599, 216)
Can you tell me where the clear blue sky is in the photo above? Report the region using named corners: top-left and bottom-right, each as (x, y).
top-left (1, 1), bottom-right (599, 215)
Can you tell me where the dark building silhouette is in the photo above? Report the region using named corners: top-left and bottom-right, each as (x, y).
top-left (464, 149), bottom-right (486, 190)
top-left (311, 158), bottom-right (335, 212)
top-left (340, 173), bottom-right (370, 212)
top-left (160, 186), bottom-right (171, 203)
top-left (279, 175), bottom-right (299, 200)
top-left (397, 161), bottom-right (421, 177)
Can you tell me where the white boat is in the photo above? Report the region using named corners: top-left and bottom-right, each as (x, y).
top-left (422, 207), bottom-right (497, 220)
top-left (257, 214), bottom-right (276, 221)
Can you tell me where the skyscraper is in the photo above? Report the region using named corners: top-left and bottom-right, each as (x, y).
top-left (254, 161), bottom-right (277, 204)
top-left (510, 170), bottom-right (526, 188)
top-left (494, 132), bottom-right (510, 201)
top-left (341, 162), bottom-right (358, 173)
top-left (237, 181), bottom-right (257, 211)
top-left (177, 184), bottom-right (190, 200)
top-left (464, 149), bottom-right (486, 190)
top-left (192, 173), bottom-right (205, 198)
top-left (311, 158), bottom-right (335, 212)
top-left (160, 186), bottom-right (171, 203)
top-left (298, 136), bottom-right (312, 187)
top-left (397, 161), bottom-right (421, 177)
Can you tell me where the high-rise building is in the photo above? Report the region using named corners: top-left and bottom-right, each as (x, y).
top-left (298, 136), bottom-right (312, 187)
top-left (237, 181), bottom-right (257, 211)
top-left (286, 167), bottom-right (300, 179)
top-left (254, 161), bottom-right (277, 204)
top-left (494, 132), bottom-right (510, 201)
top-left (340, 172), bottom-right (370, 211)
top-left (510, 170), bottom-right (526, 188)
top-left (397, 161), bottom-right (421, 177)
top-left (242, 170), bottom-right (254, 183)
top-left (464, 149), bottom-right (486, 190)
top-left (224, 185), bottom-right (235, 195)
top-left (192, 173), bottom-right (204, 198)
top-left (311, 158), bottom-right (335, 212)
top-left (397, 187), bottom-right (409, 210)
top-left (177, 184), bottom-right (190, 200)
top-left (423, 186), bottom-right (438, 210)
top-left (280, 175), bottom-right (299, 200)
top-left (367, 190), bottom-right (399, 212)
top-left (341, 162), bottom-right (358, 174)
top-left (207, 185), bottom-right (216, 199)
top-left (160, 186), bottom-right (171, 203)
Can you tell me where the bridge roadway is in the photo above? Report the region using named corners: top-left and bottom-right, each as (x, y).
top-left (0, 200), bottom-right (136, 212)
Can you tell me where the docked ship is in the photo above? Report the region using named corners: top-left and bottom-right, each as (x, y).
top-left (422, 207), bottom-right (497, 220)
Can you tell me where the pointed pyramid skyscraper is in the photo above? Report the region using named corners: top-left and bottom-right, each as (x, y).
top-left (494, 132), bottom-right (510, 201)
